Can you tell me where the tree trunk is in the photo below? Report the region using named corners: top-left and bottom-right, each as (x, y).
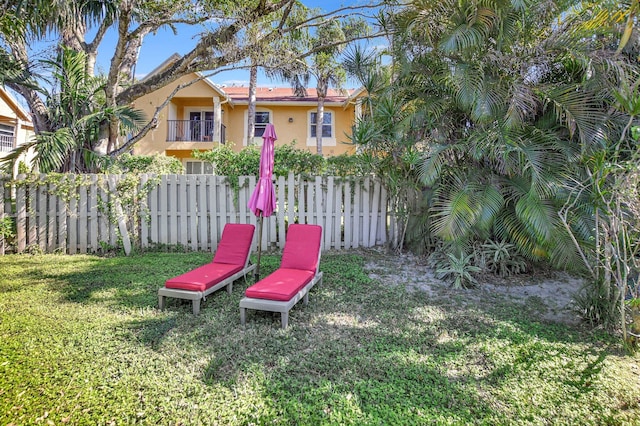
top-left (107, 117), bottom-right (120, 155)
top-left (95, 122), bottom-right (110, 155)
top-left (6, 41), bottom-right (51, 133)
top-left (60, 24), bottom-right (85, 53)
top-left (119, 32), bottom-right (146, 83)
top-left (247, 64), bottom-right (258, 146)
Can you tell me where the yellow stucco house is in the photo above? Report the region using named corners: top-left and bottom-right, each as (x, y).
top-left (132, 54), bottom-right (363, 173)
top-left (0, 87), bottom-right (35, 176)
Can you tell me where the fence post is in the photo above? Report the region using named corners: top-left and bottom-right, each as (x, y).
top-left (16, 174), bottom-right (26, 253)
top-left (0, 176), bottom-right (7, 255)
top-left (107, 175), bottom-right (131, 255)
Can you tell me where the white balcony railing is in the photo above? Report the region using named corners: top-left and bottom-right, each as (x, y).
top-left (167, 120), bottom-right (226, 143)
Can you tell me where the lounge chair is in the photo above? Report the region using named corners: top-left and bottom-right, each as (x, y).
top-left (159, 223), bottom-right (256, 315)
top-left (239, 224), bottom-right (323, 328)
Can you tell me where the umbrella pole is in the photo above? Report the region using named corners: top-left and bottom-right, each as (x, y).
top-left (254, 214), bottom-right (263, 283)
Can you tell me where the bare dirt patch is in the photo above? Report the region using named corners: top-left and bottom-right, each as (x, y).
top-left (363, 249), bottom-right (585, 326)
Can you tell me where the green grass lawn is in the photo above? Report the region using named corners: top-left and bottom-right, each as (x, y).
top-left (0, 251), bottom-right (639, 425)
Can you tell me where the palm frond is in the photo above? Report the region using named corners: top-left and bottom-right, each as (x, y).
top-left (548, 228), bottom-right (587, 269)
top-left (471, 79), bottom-right (506, 123)
top-left (34, 129), bottom-right (78, 173)
top-left (418, 143), bottom-right (458, 186)
top-left (514, 190), bottom-right (557, 242)
top-left (541, 84), bottom-right (609, 149)
top-left (0, 141), bottom-right (31, 174)
top-left (451, 63), bottom-right (484, 110)
top-left (494, 207), bottom-right (549, 260)
top-left (431, 187), bottom-right (477, 241)
top-left (439, 24), bottom-right (488, 53)
top-left (504, 82), bottom-right (537, 129)
top-left (474, 183), bottom-right (505, 231)
top-left (430, 167), bottom-right (505, 242)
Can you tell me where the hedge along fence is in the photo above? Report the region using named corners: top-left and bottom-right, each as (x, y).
top-left (0, 173), bottom-right (393, 255)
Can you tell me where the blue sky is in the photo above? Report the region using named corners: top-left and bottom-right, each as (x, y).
top-left (108, 0), bottom-right (380, 89)
top-left (13, 1), bottom-right (380, 108)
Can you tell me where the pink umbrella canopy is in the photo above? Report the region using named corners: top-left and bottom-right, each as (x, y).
top-left (248, 123), bottom-right (277, 217)
top-left (248, 123), bottom-right (277, 282)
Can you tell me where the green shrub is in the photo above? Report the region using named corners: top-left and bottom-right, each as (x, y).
top-left (434, 252), bottom-right (481, 289)
top-left (480, 240), bottom-right (528, 277)
top-left (108, 153), bottom-right (183, 174)
top-left (193, 143), bottom-right (326, 178)
top-left (273, 144), bottom-right (325, 176)
top-left (193, 144), bottom-right (374, 179)
top-left (17, 161), bottom-right (29, 175)
top-left (0, 216), bottom-right (16, 246)
top-left (326, 153), bottom-right (373, 177)
top-left (193, 144), bottom-right (259, 177)
top-left (574, 277), bottom-right (621, 329)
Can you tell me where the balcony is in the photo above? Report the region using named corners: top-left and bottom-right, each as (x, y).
top-left (0, 135), bottom-right (14, 153)
top-left (167, 120), bottom-right (226, 143)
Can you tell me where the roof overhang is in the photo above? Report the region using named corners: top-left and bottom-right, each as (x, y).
top-left (230, 100), bottom-right (346, 107)
top-left (0, 87), bottom-right (32, 123)
top-left (142, 53), bottom-right (234, 107)
top-left (342, 86), bottom-right (367, 109)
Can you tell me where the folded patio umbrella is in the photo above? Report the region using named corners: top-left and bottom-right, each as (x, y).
top-left (247, 123), bottom-right (277, 282)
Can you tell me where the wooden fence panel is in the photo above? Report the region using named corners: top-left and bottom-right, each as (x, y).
top-left (379, 184), bottom-right (388, 246)
top-left (68, 176), bottom-right (78, 254)
top-left (46, 181), bottom-right (56, 252)
top-left (0, 175), bottom-right (7, 255)
top-left (217, 175), bottom-right (228, 243)
top-left (333, 178), bottom-right (343, 250)
top-left (148, 175), bottom-right (158, 247)
top-left (158, 175), bottom-right (168, 245)
top-left (0, 174), bottom-right (392, 255)
top-left (27, 179), bottom-right (37, 247)
top-left (138, 174), bottom-right (149, 249)
top-left (36, 177), bottom-right (47, 252)
top-left (78, 179), bottom-right (88, 253)
top-left (286, 173), bottom-right (295, 245)
top-left (58, 177), bottom-right (68, 253)
top-left (16, 178), bottom-right (26, 252)
top-left (177, 175), bottom-right (188, 248)
top-left (207, 176), bottom-right (218, 252)
top-left (275, 175), bottom-right (285, 248)
top-left (196, 175), bottom-right (207, 251)
top-left (88, 175), bottom-right (98, 252)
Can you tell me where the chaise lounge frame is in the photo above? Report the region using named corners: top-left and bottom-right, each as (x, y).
top-left (158, 223), bottom-right (256, 315)
top-left (239, 224), bottom-right (323, 328)
top-left (239, 271), bottom-right (323, 328)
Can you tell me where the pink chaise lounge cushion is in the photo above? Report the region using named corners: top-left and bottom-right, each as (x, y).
top-left (244, 268), bottom-right (315, 301)
top-left (280, 224), bottom-right (322, 273)
top-left (244, 224), bottom-right (322, 301)
top-left (213, 223), bottom-right (255, 265)
top-left (165, 263), bottom-right (243, 292)
top-left (164, 223), bottom-right (255, 292)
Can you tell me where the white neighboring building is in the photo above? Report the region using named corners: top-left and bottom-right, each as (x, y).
top-left (0, 87), bottom-right (35, 176)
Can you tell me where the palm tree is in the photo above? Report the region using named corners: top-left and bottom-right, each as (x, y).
top-left (1, 48), bottom-right (144, 173)
top-left (356, 0), bottom-right (637, 267)
top-left (245, 2), bottom-right (310, 146)
top-left (273, 17), bottom-right (368, 155)
top-left (308, 20), bottom-right (354, 155)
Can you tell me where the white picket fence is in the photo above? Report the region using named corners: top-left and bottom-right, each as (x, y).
top-left (0, 174), bottom-right (392, 255)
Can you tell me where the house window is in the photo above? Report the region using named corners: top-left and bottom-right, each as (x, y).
top-left (0, 124), bottom-right (14, 152)
top-left (310, 111), bottom-right (333, 138)
top-left (185, 160), bottom-right (213, 175)
top-left (254, 111), bottom-right (271, 137)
